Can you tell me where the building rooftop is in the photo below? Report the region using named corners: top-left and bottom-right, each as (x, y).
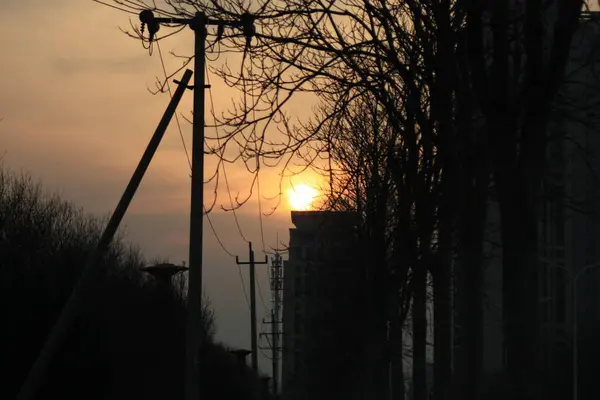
top-left (290, 210), bottom-right (358, 231)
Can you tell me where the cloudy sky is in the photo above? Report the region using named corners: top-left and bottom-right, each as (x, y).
top-left (0, 0), bottom-right (324, 375)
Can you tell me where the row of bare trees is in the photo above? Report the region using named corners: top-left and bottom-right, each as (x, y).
top-left (108, 0), bottom-right (589, 398)
top-left (1, 165), bottom-right (275, 399)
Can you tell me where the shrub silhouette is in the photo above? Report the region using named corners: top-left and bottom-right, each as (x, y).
top-left (0, 167), bottom-right (269, 399)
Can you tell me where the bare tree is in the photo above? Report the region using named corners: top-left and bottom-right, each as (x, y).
top-left (101, 1), bottom-right (588, 399)
top-left (458, 1), bottom-right (584, 398)
top-left (103, 2), bottom-right (465, 400)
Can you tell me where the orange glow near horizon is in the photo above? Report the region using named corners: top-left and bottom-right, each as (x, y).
top-left (288, 184), bottom-right (318, 211)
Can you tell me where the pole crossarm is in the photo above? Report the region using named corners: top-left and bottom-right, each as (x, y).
top-left (139, 9), bottom-right (255, 45)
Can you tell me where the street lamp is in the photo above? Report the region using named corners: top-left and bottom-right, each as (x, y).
top-left (229, 348), bottom-right (252, 366)
top-left (141, 262), bottom-right (189, 286)
top-left (539, 258), bottom-right (600, 400)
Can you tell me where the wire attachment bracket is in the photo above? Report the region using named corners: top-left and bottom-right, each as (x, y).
top-left (139, 10), bottom-right (160, 43)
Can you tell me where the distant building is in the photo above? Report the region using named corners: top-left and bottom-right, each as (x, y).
top-left (281, 211), bottom-right (360, 400)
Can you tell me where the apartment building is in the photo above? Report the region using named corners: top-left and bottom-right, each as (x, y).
top-left (281, 211), bottom-right (360, 400)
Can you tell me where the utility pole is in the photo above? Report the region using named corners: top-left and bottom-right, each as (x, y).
top-left (271, 309), bottom-right (280, 397)
top-left (257, 250), bottom-right (283, 397)
top-left (236, 241), bottom-right (268, 373)
top-left (16, 69), bottom-right (193, 400)
top-left (260, 313), bottom-right (283, 398)
top-left (138, 10), bottom-right (255, 400)
top-left (270, 251), bottom-right (283, 397)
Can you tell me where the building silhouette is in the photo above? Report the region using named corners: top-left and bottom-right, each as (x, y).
top-left (281, 211), bottom-right (361, 400)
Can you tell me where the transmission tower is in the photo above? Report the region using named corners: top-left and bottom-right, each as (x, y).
top-left (260, 251), bottom-right (283, 398)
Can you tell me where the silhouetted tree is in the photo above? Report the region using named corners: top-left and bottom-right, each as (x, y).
top-left (103, 1), bottom-right (590, 399)
top-left (0, 166), bottom-right (268, 399)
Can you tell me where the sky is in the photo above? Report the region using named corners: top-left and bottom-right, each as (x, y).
top-left (0, 0), bottom-right (323, 375)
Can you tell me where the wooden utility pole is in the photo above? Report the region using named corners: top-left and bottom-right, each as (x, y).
top-left (15, 69), bottom-right (194, 400)
top-left (138, 10), bottom-right (256, 400)
top-left (237, 241), bottom-right (268, 373)
top-left (186, 13), bottom-right (206, 400)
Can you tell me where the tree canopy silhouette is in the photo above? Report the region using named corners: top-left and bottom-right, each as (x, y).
top-left (0, 166), bottom-right (270, 399)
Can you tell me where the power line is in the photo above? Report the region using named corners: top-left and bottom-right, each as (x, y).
top-left (203, 210), bottom-right (235, 257)
top-left (245, 51), bottom-right (271, 310)
top-left (256, 158), bottom-right (267, 255)
top-left (256, 276), bottom-right (270, 311)
top-left (154, 40), bottom-right (250, 310)
top-left (250, 61), bottom-right (267, 256)
top-left (206, 65), bottom-right (250, 244)
top-left (155, 41), bottom-right (232, 256)
top-left (259, 314), bottom-right (274, 360)
top-left (157, 40), bottom-right (191, 170)
top-left (205, 66), bottom-right (253, 310)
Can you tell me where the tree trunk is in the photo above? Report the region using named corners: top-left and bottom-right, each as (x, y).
top-left (413, 264), bottom-right (428, 400)
top-left (432, 10), bottom-right (458, 396)
top-left (433, 220), bottom-right (453, 400)
top-left (452, 260), bottom-right (467, 400)
top-left (433, 258), bottom-right (452, 400)
top-left (496, 174), bottom-right (541, 399)
top-left (390, 309), bottom-right (405, 400)
top-left (461, 191), bottom-right (486, 400)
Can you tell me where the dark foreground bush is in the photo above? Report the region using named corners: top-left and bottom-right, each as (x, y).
top-left (0, 167), bottom-right (268, 399)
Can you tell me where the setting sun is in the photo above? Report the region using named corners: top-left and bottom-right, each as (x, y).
top-left (288, 184), bottom-right (318, 211)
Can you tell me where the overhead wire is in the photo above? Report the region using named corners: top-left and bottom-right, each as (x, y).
top-left (256, 266), bottom-right (270, 312)
top-left (206, 66), bottom-right (250, 243)
top-left (157, 40), bottom-right (192, 170)
top-left (155, 35), bottom-right (250, 309)
top-left (258, 310), bottom-right (274, 360)
top-left (248, 42), bottom-right (273, 286)
top-left (256, 156), bottom-right (267, 255)
top-left (205, 56), bottom-right (253, 310)
top-left (244, 48), bottom-right (270, 313)
top-left (247, 43), bottom-right (267, 254)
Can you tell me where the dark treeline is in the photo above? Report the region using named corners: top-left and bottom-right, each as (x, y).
top-left (0, 167), bottom-right (271, 399)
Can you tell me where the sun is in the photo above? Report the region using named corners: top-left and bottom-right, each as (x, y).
top-left (288, 184), bottom-right (318, 211)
